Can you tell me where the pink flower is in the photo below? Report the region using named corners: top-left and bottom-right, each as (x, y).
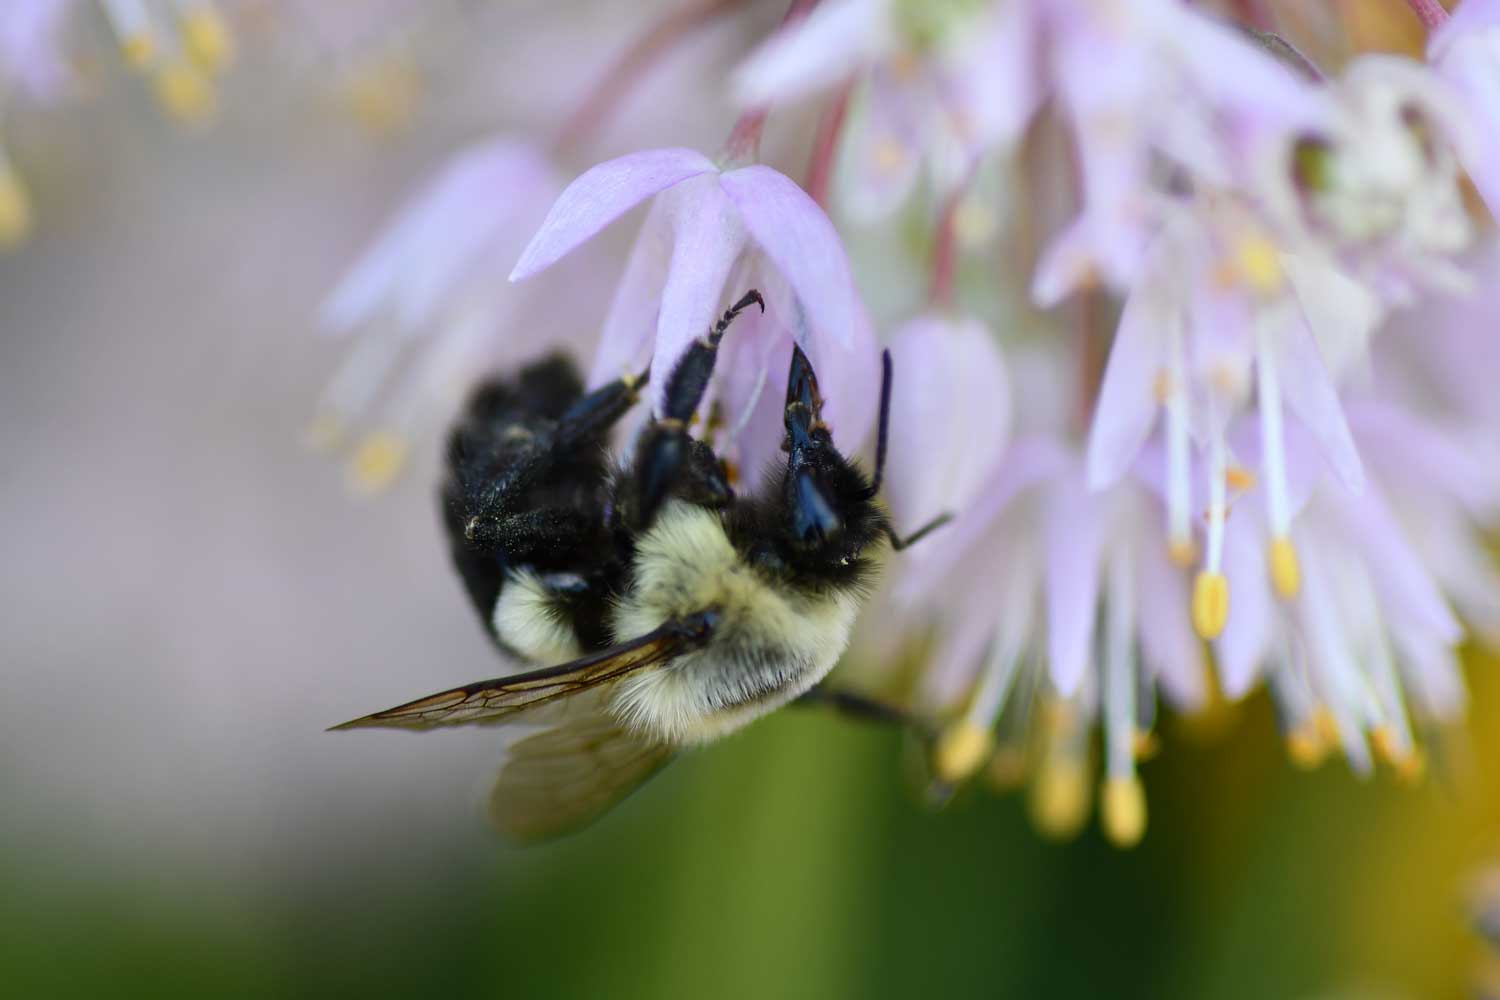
top-left (511, 147), bottom-right (879, 479)
top-left (312, 137), bottom-right (576, 491)
top-left (1430, 0), bottom-right (1500, 220)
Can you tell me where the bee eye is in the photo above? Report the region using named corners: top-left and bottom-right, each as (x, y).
top-left (792, 469), bottom-right (842, 545)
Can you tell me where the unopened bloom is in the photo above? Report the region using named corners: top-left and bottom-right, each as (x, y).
top-left (511, 147), bottom-right (879, 480)
top-left (1262, 54), bottom-right (1476, 302)
top-left (313, 138), bottom-right (567, 492)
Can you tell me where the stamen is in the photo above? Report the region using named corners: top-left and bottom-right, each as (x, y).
top-left (1192, 572), bottom-right (1229, 640)
top-left (1255, 312), bottom-right (1301, 599)
top-left (933, 720), bottom-right (994, 785)
top-left (1285, 721), bottom-right (1329, 769)
top-left (347, 431), bottom-right (409, 494)
top-left (308, 327), bottom-right (407, 449)
top-left (1029, 699), bottom-right (1091, 840)
top-left (100, 0), bottom-right (160, 70)
top-left (179, 3), bottom-right (234, 76)
top-left (986, 745), bottom-right (1027, 790)
top-left (153, 61), bottom-right (218, 124)
top-left (1165, 314), bottom-right (1194, 564)
top-left (1269, 537), bottom-right (1301, 599)
top-left (1101, 776), bottom-right (1147, 848)
top-left (0, 153), bottom-right (33, 250)
top-left (1235, 234), bottom-right (1284, 296)
top-left (1193, 428), bottom-right (1231, 639)
top-left (1102, 549), bottom-right (1145, 848)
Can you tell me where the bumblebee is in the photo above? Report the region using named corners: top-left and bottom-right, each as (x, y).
top-left (334, 291), bottom-right (945, 841)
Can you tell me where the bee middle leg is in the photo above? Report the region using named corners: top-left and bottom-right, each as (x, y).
top-left (625, 289), bottom-right (764, 528)
top-left (794, 685), bottom-right (936, 741)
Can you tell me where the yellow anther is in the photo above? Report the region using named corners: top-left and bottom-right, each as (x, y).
top-left (1268, 536), bottom-right (1301, 599)
top-left (1101, 775), bottom-right (1147, 848)
top-left (985, 746), bottom-right (1027, 791)
top-left (303, 414), bottom-right (345, 452)
top-left (1236, 235), bottom-right (1284, 295)
top-left (1167, 537), bottom-right (1198, 568)
top-left (0, 165), bottom-right (34, 250)
top-left (1371, 726), bottom-right (1426, 783)
top-left (1285, 725), bottom-right (1327, 769)
top-left (182, 7), bottom-right (235, 75)
top-left (933, 720), bottom-right (994, 785)
top-left (1132, 730), bottom-right (1159, 761)
top-left (1191, 571), bottom-right (1230, 639)
top-left (344, 59), bottom-right (421, 135)
top-left (1030, 756), bottom-right (1090, 840)
top-left (1313, 707), bottom-right (1340, 746)
top-left (1152, 370), bottom-right (1174, 404)
top-left (348, 431), bottom-right (408, 493)
top-left (872, 138), bottom-right (907, 176)
top-left (952, 199), bottom-right (996, 247)
top-left (1225, 465), bottom-right (1256, 492)
top-left (121, 32), bottom-right (157, 70)
top-left (153, 62), bottom-right (217, 124)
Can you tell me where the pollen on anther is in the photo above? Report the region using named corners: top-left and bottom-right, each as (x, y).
top-left (348, 431), bottom-right (409, 494)
top-left (934, 720), bottom-right (994, 785)
top-left (0, 165), bottom-right (34, 250)
top-left (1030, 757), bottom-right (1090, 840)
top-left (1269, 536), bottom-right (1301, 599)
top-left (182, 7), bottom-right (235, 76)
top-left (153, 61), bottom-right (218, 124)
top-left (1101, 775), bottom-right (1147, 848)
top-left (1191, 571), bottom-right (1229, 639)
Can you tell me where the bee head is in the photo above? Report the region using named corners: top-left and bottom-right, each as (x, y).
top-left (780, 346), bottom-right (885, 561)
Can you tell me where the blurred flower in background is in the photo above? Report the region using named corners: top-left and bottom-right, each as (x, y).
top-left (4, 1), bottom-right (1500, 998)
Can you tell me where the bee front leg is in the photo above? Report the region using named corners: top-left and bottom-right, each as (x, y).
top-left (794, 685), bottom-right (936, 741)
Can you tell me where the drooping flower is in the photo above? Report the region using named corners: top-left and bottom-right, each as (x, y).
top-left (312, 137), bottom-right (573, 492)
top-left (1086, 199), bottom-right (1372, 644)
top-left (510, 147), bottom-right (880, 479)
top-left (1212, 398), bottom-right (1489, 778)
top-left (733, 0), bottom-right (1040, 222)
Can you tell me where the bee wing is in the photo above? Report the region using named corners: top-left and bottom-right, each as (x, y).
top-left (487, 692), bottom-right (675, 842)
top-left (329, 611), bottom-right (716, 732)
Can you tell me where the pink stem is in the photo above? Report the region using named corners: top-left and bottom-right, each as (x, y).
top-left (554, 0), bottom-right (741, 155)
top-left (1229, 0), bottom-right (1275, 30)
top-left (1405, 0), bottom-right (1450, 29)
top-left (928, 193), bottom-right (961, 308)
top-left (722, 0), bottom-right (821, 162)
top-left (804, 78), bottom-right (853, 207)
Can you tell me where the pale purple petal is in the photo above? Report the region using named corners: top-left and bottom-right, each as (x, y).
top-left (588, 198), bottom-right (674, 388)
top-left (802, 299), bottom-right (881, 452)
top-left (1045, 472), bottom-right (1104, 696)
top-left (0, 0), bottom-right (71, 101)
top-left (1431, 0), bottom-right (1500, 60)
top-left (882, 314), bottom-right (1011, 531)
top-left (1391, 631), bottom-right (1467, 718)
top-left (1136, 540), bottom-right (1206, 707)
top-left (1215, 512), bottom-right (1274, 698)
top-left (731, 0), bottom-right (892, 107)
top-left (1333, 486), bottom-right (1463, 643)
top-left (510, 147), bottom-right (717, 281)
top-left (648, 176), bottom-right (748, 413)
top-left (720, 165), bottom-right (859, 349)
top-left (897, 437), bottom-right (1069, 600)
top-left (837, 68), bottom-right (925, 223)
top-left (1275, 309), bottom-right (1366, 493)
top-left (1085, 270), bottom-right (1165, 489)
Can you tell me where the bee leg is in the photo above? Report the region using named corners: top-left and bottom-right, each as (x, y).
top-left (794, 685), bottom-right (936, 741)
top-left (630, 289), bottom-right (763, 527)
top-left (859, 349), bottom-right (954, 551)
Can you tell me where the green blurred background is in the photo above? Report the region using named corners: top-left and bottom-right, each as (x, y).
top-left (6, 668), bottom-right (1495, 999)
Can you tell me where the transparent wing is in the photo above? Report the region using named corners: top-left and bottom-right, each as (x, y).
top-left (487, 692), bottom-right (675, 843)
top-left (329, 611), bottom-right (716, 732)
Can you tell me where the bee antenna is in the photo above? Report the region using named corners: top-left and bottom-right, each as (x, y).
top-left (864, 349), bottom-right (893, 499)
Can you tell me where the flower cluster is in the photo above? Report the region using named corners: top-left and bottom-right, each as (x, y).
top-left (11, 0), bottom-right (1496, 847)
top-left (295, 0), bottom-right (1500, 846)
